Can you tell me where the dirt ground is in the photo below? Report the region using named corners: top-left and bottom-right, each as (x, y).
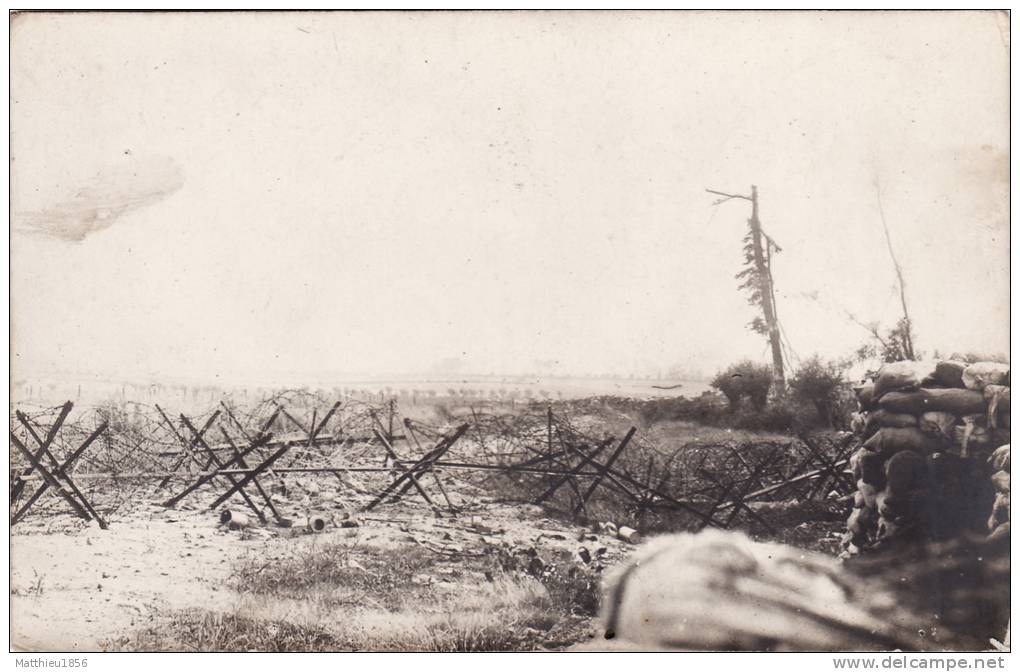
top-left (9, 404), bottom-right (853, 652)
top-left (11, 481), bottom-right (636, 652)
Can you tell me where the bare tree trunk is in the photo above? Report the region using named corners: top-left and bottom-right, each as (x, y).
top-left (749, 186), bottom-right (786, 390)
top-left (874, 182), bottom-right (916, 360)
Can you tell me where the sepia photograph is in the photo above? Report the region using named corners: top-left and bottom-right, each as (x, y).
top-left (8, 9), bottom-right (1011, 656)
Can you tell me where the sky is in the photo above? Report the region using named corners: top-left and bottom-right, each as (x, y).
top-left (10, 11), bottom-right (1010, 385)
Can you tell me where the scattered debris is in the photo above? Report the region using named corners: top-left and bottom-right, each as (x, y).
top-left (306, 515), bottom-right (328, 533)
top-left (219, 509), bottom-right (252, 531)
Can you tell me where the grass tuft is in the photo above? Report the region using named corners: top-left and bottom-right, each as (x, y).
top-left (103, 609), bottom-right (347, 652)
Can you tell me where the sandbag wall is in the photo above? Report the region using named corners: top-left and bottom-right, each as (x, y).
top-left (843, 360), bottom-right (1010, 554)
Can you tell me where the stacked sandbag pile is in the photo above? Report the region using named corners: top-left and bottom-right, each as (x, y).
top-left (987, 444), bottom-right (1009, 542)
top-left (844, 360), bottom-right (1010, 554)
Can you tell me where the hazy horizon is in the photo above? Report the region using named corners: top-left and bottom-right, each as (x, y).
top-left (11, 11), bottom-right (1010, 386)
top-left (12, 364), bottom-right (711, 389)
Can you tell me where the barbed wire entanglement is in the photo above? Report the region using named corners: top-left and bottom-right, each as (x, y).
top-left (10, 391), bottom-right (855, 533)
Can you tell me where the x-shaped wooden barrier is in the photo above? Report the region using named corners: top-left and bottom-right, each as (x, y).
top-left (221, 403), bottom-right (282, 445)
top-left (10, 403), bottom-right (109, 528)
top-left (690, 435), bottom-right (861, 532)
top-left (154, 405), bottom-right (221, 489)
top-left (527, 410), bottom-right (602, 511)
top-left (373, 428), bottom-right (456, 511)
top-left (207, 439), bottom-right (292, 512)
top-left (695, 446), bottom-right (781, 534)
top-left (368, 406), bottom-right (400, 447)
top-left (277, 401), bottom-right (342, 447)
top-left (364, 424), bottom-right (469, 511)
top-left (631, 453), bottom-right (679, 523)
top-left (534, 438), bottom-right (613, 508)
top-left (724, 445), bottom-right (773, 493)
top-left (162, 430), bottom-right (285, 518)
top-left (509, 423), bottom-right (726, 529)
top-left (525, 423), bottom-right (720, 527)
top-left (178, 414), bottom-right (279, 524)
top-left (572, 427), bottom-right (637, 516)
top-left (11, 403), bottom-right (72, 505)
top-left (796, 433), bottom-right (857, 500)
top-left (401, 419), bottom-right (457, 510)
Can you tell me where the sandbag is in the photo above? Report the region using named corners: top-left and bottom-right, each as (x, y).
top-left (918, 412), bottom-right (957, 441)
top-left (955, 415), bottom-right (992, 456)
top-left (984, 384), bottom-right (1011, 411)
top-left (858, 480), bottom-right (880, 508)
top-left (850, 412), bottom-right (868, 434)
top-left (925, 452), bottom-right (969, 540)
top-left (988, 494), bottom-right (1009, 532)
top-left (864, 410), bottom-right (918, 435)
top-left (863, 427), bottom-right (944, 459)
top-left (984, 385), bottom-right (1010, 429)
top-left (876, 493), bottom-right (911, 525)
top-left (991, 470), bottom-right (1010, 495)
top-left (989, 444), bottom-right (1010, 473)
top-left (875, 448), bottom-right (939, 539)
top-left (962, 362), bottom-right (1010, 392)
top-left (926, 450), bottom-right (966, 489)
top-left (877, 388), bottom-right (985, 416)
top-left (849, 446), bottom-right (863, 472)
top-left (884, 450), bottom-right (929, 497)
top-left (847, 505), bottom-right (877, 540)
top-left (929, 360), bottom-right (968, 388)
top-left (854, 382), bottom-right (876, 411)
top-left (987, 520), bottom-right (1010, 543)
top-left (601, 530), bottom-right (932, 651)
top-left (873, 361), bottom-right (937, 399)
top-left (855, 450), bottom-right (887, 488)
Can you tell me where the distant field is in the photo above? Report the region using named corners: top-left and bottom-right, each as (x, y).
top-left (326, 376), bottom-right (713, 399)
top-left (12, 375), bottom-right (712, 410)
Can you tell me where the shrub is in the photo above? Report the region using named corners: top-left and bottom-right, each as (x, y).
top-left (711, 360), bottom-right (773, 412)
top-left (731, 398), bottom-right (799, 433)
top-left (788, 356), bottom-right (848, 427)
